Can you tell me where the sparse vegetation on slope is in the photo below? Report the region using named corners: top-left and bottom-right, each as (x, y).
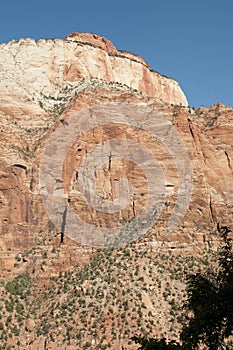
top-left (0, 236), bottom-right (222, 350)
top-left (133, 227), bottom-right (233, 350)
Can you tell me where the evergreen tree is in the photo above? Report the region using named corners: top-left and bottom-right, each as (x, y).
top-left (181, 226), bottom-right (233, 349)
top-left (133, 226), bottom-right (233, 350)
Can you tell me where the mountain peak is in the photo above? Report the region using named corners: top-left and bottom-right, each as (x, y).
top-left (66, 32), bottom-right (117, 55)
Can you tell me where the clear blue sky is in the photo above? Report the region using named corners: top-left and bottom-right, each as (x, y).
top-left (0, 0), bottom-right (233, 108)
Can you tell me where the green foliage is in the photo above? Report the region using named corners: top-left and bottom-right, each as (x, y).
top-left (133, 227), bottom-right (233, 350)
top-left (5, 273), bottom-right (31, 297)
top-left (132, 336), bottom-right (182, 349)
top-left (181, 227), bottom-right (233, 349)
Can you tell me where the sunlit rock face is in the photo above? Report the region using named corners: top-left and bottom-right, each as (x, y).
top-left (0, 33), bottom-right (233, 279)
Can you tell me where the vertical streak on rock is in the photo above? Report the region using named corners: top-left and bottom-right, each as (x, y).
top-left (225, 151), bottom-right (232, 171)
top-left (61, 206), bottom-right (67, 244)
top-left (209, 194), bottom-right (214, 223)
top-left (132, 200), bottom-right (136, 218)
top-left (108, 152), bottom-right (112, 171)
top-left (44, 337), bottom-right (47, 350)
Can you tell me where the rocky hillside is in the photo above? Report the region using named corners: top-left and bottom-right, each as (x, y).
top-left (0, 32), bottom-right (233, 349)
top-left (0, 237), bottom-right (221, 350)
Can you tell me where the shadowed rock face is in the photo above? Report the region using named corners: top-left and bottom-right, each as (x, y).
top-left (0, 33), bottom-right (233, 279)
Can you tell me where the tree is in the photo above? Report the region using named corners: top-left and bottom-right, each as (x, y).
top-left (131, 336), bottom-right (182, 349)
top-left (181, 226), bottom-right (233, 349)
top-left (133, 226), bottom-right (233, 350)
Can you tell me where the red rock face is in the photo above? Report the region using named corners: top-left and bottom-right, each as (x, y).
top-left (66, 32), bottom-right (118, 55)
top-left (0, 33), bottom-right (232, 278)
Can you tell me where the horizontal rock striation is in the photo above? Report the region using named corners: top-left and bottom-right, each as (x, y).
top-left (0, 33), bottom-right (232, 279)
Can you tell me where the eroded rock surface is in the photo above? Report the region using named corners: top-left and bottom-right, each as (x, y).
top-left (0, 33), bottom-right (233, 280)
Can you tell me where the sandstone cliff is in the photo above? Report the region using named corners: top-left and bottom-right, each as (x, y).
top-left (0, 32), bottom-right (232, 280)
top-left (0, 32), bottom-right (233, 350)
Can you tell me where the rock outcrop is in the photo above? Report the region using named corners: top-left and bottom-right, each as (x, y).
top-left (0, 32), bottom-right (233, 279)
top-left (0, 32), bottom-right (187, 112)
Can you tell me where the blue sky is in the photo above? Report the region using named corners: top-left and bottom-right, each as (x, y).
top-left (0, 0), bottom-right (232, 108)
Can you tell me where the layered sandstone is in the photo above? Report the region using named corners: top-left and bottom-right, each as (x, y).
top-left (0, 32), bottom-right (187, 114)
top-left (0, 33), bottom-right (233, 280)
